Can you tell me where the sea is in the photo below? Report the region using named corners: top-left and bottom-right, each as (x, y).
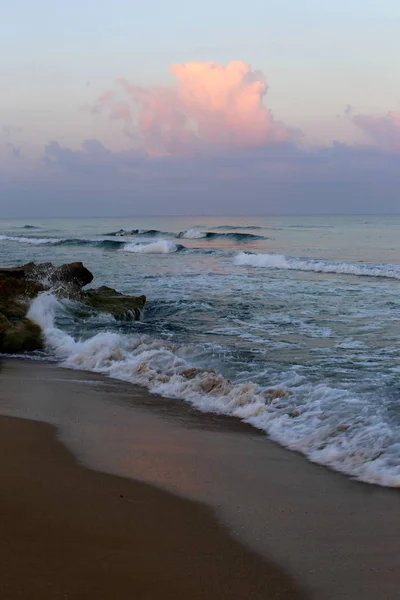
top-left (1, 214), bottom-right (400, 487)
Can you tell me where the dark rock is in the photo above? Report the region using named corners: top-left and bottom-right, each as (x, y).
top-left (81, 286), bottom-right (146, 321)
top-left (0, 318), bottom-right (43, 353)
top-left (0, 278), bottom-right (45, 320)
top-left (0, 262), bottom-right (145, 353)
top-left (0, 265), bottom-right (33, 279)
top-left (0, 261), bottom-right (93, 288)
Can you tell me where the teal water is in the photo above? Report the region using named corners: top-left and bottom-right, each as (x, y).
top-left (1, 215), bottom-right (400, 485)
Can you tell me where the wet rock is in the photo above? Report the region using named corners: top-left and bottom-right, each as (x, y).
top-left (0, 262), bottom-right (145, 353)
top-left (0, 318), bottom-right (43, 354)
top-left (81, 286), bottom-right (146, 321)
top-left (0, 261), bottom-right (93, 289)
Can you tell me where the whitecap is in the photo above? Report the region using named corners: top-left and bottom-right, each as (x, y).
top-left (121, 240), bottom-right (179, 254)
top-left (234, 252), bottom-right (400, 280)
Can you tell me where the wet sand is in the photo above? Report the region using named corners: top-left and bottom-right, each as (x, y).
top-left (0, 415), bottom-right (305, 600)
top-left (1, 358), bottom-right (400, 599)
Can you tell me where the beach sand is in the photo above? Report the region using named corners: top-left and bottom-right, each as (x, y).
top-left (0, 414), bottom-right (305, 600)
top-left (1, 358), bottom-right (400, 599)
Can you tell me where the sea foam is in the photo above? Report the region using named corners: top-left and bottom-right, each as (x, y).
top-left (179, 229), bottom-right (207, 239)
top-left (0, 235), bottom-right (60, 245)
top-left (27, 292), bottom-right (400, 488)
top-left (235, 252), bottom-right (400, 280)
top-left (121, 240), bottom-right (180, 253)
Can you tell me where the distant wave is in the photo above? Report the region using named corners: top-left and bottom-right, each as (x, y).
top-left (177, 230), bottom-right (265, 242)
top-left (57, 239), bottom-right (125, 250)
top-left (106, 228), bottom-right (266, 242)
top-left (0, 235), bottom-right (125, 250)
top-left (235, 252), bottom-right (400, 280)
top-left (0, 232), bottom-right (260, 253)
top-left (121, 240), bottom-right (183, 254)
top-left (178, 228), bottom-right (207, 239)
top-left (0, 235), bottom-right (58, 245)
top-left (21, 225), bottom-right (41, 229)
top-left (105, 229), bottom-right (169, 237)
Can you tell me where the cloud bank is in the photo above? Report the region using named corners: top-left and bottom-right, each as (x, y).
top-left (2, 61), bottom-right (400, 216)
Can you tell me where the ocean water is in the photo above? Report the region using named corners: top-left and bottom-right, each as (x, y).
top-left (1, 214), bottom-right (400, 487)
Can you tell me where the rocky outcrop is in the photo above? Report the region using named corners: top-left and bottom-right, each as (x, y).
top-left (0, 261), bottom-right (93, 288)
top-left (81, 286), bottom-right (146, 321)
top-left (0, 262), bottom-right (145, 354)
top-left (0, 276), bottom-right (45, 353)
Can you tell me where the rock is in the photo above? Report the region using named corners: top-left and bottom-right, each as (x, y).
top-left (0, 318), bottom-right (43, 353)
top-left (0, 262), bottom-right (145, 353)
top-left (0, 265), bottom-right (32, 279)
top-left (81, 286), bottom-right (146, 321)
top-left (0, 278), bottom-right (45, 320)
top-left (0, 261), bottom-right (93, 289)
top-left (0, 275), bottom-right (45, 353)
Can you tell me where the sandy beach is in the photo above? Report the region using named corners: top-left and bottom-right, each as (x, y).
top-left (0, 414), bottom-right (305, 600)
top-left (1, 358), bottom-right (400, 599)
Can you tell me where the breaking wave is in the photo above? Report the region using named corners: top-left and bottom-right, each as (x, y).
top-left (27, 292), bottom-right (400, 487)
top-left (177, 231), bottom-right (265, 242)
top-left (105, 229), bottom-right (169, 237)
top-left (106, 228), bottom-right (266, 242)
top-left (0, 235), bottom-right (58, 245)
top-left (235, 252), bottom-right (400, 280)
top-left (0, 235), bottom-right (125, 250)
top-left (122, 240), bottom-right (182, 254)
top-left (178, 229), bottom-right (207, 239)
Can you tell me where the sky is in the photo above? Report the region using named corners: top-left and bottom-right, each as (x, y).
top-left (1, 0), bottom-right (400, 216)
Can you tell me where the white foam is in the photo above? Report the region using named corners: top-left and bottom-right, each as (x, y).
top-left (0, 235), bottom-right (59, 245)
top-left (234, 252), bottom-right (400, 280)
top-left (27, 292), bottom-right (400, 488)
top-left (122, 240), bottom-right (179, 253)
top-left (180, 229), bottom-right (207, 239)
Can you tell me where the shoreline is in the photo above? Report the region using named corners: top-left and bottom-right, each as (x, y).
top-left (1, 357), bottom-right (400, 599)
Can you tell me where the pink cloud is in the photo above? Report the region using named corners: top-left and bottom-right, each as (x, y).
top-left (353, 111), bottom-right (400, 151)
top-left (95, 61), bottom-right (299, 156)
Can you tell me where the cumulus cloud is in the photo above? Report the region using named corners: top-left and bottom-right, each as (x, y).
top-left (5, 61), bottom-right (400, 216)
top-left (95, 61), bottom-right (300, 156)
top-left (353, 111), bottom-right (400, 151)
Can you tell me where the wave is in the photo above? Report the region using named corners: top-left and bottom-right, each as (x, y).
top-left (21, 225), bottom-right (41, 229)
top-left (56, 239), bottom-right (125, 250)
top-left (234, 252), bottom-right (400, 280)
top-left (27, 292), bottom-right (400, 487)
top-left (106, 228), bottom-right (265, 242)
top-left (177, 230), bottom-right (265, 242)
top-left (122, 240), bottom-right (182, 254)
top-left (0, 235), bottom-right (59, 245)
top-left (105, 229), bottom-right (169, 237)
top-left (178, 228), bottom-right (207, 239)
top-left (0, 235), bottom-right (126, 250)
